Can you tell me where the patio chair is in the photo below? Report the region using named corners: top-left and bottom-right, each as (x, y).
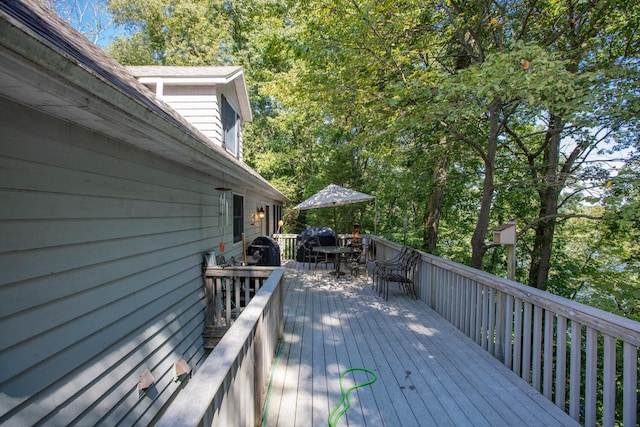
top-left (376, 249), bottom-right (421, 300)
top-left (369, 246), bottom-right (411, 291)
top-left (301, 237), bottom-right (321, 270)
top-left (314, 236), bottom-right (338, 272)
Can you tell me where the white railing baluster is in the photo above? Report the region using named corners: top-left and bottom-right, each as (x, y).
top-left (495, 290), bottom-right (505, 361)
top-left (602, 334), bottom-right (616, 427)
top-left (451, 274), bottom-right (457, 327)
top-left (438, 267), bottom-right (444, 315)
top-left (225, 275), bottom-right (232, 326)
top-left (522, 302), bottom-right (533, 383)
top-left (454, 274), bottom-right (461, 329)
top-left (555, 315), bottom-right (568, 411)
top-left (245, 277), bottom-right (251, 308)
top-left (585, 327), bottom-right (598, 427)
top-left (481, 285), bottom-right (489, 350)
top-left (488, 287), bottom-right (496, 355)
top-left (458, 275), bottom-right (465, 330)
top-left (443, 269), bottom-right (448, 320)
top-left (464, 277), bottom-right (472, 337)
top-left (438, 267), bottom-right (444, 318)
top-left (215, 277), bottom-right (224, 326)
top-left (513, 298), bottom-right (523, 377)
top-left (504, 294), bottom-right (514, 370)
top-left (569, 321), bottom-right (582, 422)
top-left (543, 310), bottom-right (554, 399)
top-left (478, 285), bottom-right (484, 347)
top-left (532, 306), bottom-right (543, 391)
top-left (434, 266), bottom-right (440, 313)
top-left (235, 277), bottom-right (241, 316)
top-left (469, 280), bottom-right (477, 342)
top-left (623, 342), bottom-right (637, 427)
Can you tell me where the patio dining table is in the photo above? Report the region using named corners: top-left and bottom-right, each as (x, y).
top-left (312, 246), bottom-right (353, 277)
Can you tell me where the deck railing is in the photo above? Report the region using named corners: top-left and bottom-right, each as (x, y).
top-left (157, 267), bottom-right (285, 427)
top-left (274, 233), bottom-right (639, 427)
top-left (201, 266), bottom-right (278, 348)
top-left (273, 233), bottom-right (353, 261)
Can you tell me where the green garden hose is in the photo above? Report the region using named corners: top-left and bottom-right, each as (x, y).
top-left (328, 368), bottom-right (377, 427)
top-left (260, 339), bottom-right (377, 427)
top-left (261, 338), bottom-right (285, 427)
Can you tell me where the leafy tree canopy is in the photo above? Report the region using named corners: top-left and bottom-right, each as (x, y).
top-left (51, 0), bottom-right (640, 319)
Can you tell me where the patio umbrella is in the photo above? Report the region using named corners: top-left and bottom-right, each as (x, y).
top-left (294, 184), bottom-right (375, 233)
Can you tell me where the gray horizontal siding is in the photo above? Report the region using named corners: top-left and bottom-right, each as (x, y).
top-left (161, 85), bottom-right (223, 147)
top-left (0, 99), bottom-right (221, 425)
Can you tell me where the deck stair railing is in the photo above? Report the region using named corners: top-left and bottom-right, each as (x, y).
top-left (157, 266), bottom-right (284, 427)
top-left (202, 265), bottom-right (278, 349)
top-left (274, 233), bottom-right (298, 260)
top-left (273, 233), bottom-right (639, 427)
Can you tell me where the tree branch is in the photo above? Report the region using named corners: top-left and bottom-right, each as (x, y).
top-left (518, 212), bottom-right (639, 236)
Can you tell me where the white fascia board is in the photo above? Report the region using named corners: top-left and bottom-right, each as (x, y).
top-left (136, 76), bottom-right (230, 85)
top-left (233, 72), bottom-right (253, 123)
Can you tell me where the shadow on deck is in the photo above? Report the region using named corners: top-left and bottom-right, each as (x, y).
top-left (265, 261), bottom-right (579, 427)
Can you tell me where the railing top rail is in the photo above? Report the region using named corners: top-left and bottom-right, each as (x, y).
top-left (157, 267), bottom-right (285, 427)
top-left (205, 265), bottom-right (276, 278)
top-left (370, 236), bottom-right (640, 346)
top-left (273, 233), bottom-right (357, 239)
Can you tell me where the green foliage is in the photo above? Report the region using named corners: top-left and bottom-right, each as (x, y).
top-left (99, 0), bottom-right (640, 320)
top-left (108, 0), bottom-right (236, 65)
top-left (547, 207), bottom-right (640, 321)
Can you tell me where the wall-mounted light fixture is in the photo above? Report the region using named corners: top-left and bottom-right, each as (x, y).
top-left (256, 206), bottom-right (265, 219)
top-left (138, 368), bottom-right (155, 397)
top-left (174, 358), bottom-right (191, 382)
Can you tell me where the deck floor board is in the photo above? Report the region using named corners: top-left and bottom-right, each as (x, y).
top-left (265, 262), bottom-right (580, 427)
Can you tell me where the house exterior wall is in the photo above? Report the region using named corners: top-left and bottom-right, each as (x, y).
top-left (161, 84), bottom-right (222, 145)
top-left (0, 97), bottom-right (271, 425)
top-left (142, 81), bottom-right (244, 161)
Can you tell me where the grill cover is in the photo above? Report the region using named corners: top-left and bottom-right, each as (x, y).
top-left (247, 236), bottom-right (281, 266)
top-left (295, 227), bottom-right (337, 262)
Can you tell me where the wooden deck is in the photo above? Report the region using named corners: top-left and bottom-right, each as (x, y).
top-left (264, 261), bottom-right (580, 427)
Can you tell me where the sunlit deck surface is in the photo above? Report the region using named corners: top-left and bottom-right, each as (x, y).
top-left (265, 261), bottom-right (580, 427)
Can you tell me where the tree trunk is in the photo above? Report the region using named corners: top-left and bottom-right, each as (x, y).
top-left (528, 114), bottom-right (563, 290)
top-left (471, 100), bottom-right (500, 269)
top-left (528, 190), bottom-right (559, 290)
top-left (423, 147), bottom-right (450, 254)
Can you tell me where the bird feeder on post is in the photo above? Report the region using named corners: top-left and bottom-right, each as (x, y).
top-left (492, 220), bottom-right (517, 281)
top-left (491, 219), bottom-right (517, 363)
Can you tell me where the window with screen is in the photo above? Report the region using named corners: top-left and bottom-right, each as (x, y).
top-left (221, 94), bottom-right (239, 156)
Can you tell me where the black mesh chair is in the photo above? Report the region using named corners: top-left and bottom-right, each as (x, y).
top-left (314, 235), bottom-right (338, 272)
top-left (301, 237), bottom-right (321, 270)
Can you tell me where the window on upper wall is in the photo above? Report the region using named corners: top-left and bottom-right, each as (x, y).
top-left (221, 94), bottom-right (239, 157)
top-left (233, 193), bottom-right (244, 243)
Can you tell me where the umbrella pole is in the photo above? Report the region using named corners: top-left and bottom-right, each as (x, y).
top-left (333, 204), bottom-right (337, 239)
top-left (374, 198), bottom-right (377, 234)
